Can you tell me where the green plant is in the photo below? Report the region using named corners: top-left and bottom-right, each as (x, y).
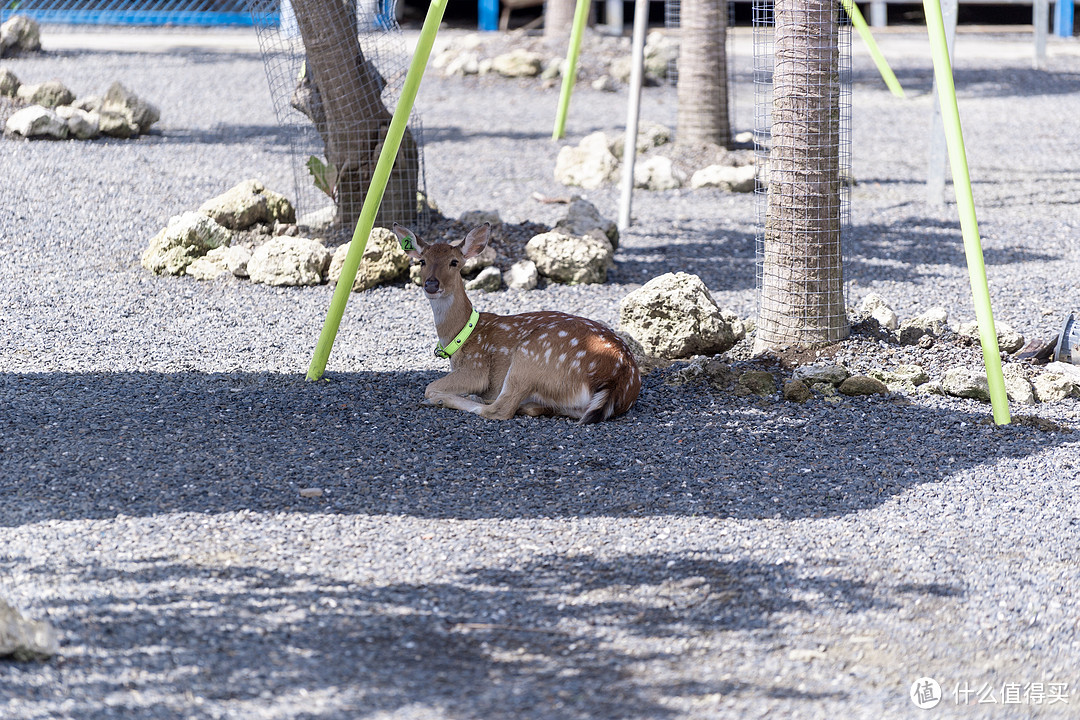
top-left (306, 155), bottom-right (337, 199)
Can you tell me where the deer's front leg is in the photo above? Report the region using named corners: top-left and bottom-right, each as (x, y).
top-left (423, 366), bottom-right (489, 414)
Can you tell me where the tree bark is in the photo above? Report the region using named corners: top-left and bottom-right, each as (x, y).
top-left (676, 0), bottom-right (730, 148)
top-left (754, 0), bottom-right (847, 353)
top-left (290, 0), bottom-right (418, 230)
top-left (544, 0), bottom-right (578, 37)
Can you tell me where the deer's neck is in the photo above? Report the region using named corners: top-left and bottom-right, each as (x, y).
top-left (430, 291), bottom-right (475, 348)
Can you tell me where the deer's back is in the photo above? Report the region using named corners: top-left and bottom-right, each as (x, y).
top-left (461, 311), bottom-right (640, 413)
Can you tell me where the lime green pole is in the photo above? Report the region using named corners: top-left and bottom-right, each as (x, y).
top-left (840, 0), bottom-right (905, 99)
top-left (552, 0), bottom-right (592, 140)
top-left (923, 0), bottom-right (1010, 425)
top-left (306, 0), bottom-right (448, 382)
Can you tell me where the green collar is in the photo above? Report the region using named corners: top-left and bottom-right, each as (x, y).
top-left (435, 309), bottom-right (479, 359)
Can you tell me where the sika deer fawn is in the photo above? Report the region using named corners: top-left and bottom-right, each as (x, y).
top-left (393, 222), bottom-right (641, 423)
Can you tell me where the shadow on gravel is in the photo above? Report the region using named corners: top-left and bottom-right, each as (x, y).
top-left (1, 370), bottom-right (1071, 525)
top-left (150, 126), bottom-right (296, 147)
top-left (609, 226), bottom-right (758, 291)
top-left (845, 216), bottom-right (1062, 284)
top-left (853, 67), bottom-right (1080, 98)
top-left (425, 125), bottom-right (556, 144)
top-left (10, 548), bottom-right (961, 718)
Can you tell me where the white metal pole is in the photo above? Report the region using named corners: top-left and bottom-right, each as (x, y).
top-left (618, 0), bottom-right (649, 229)
top-left (606, 0), bottom-right (624, 34)
top-left (926, 0), bottom-right (957, 206)
top-left (1034, 0), bottom-right (1049, 69)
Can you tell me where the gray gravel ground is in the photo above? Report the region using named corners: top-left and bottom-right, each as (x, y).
top-left (2, 26), bottom-right (1080, 719)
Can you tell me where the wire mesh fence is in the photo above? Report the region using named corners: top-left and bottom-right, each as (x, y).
top-left (249, 0), bottom-right (426, 235)
top-left (753, 0), bottom-right (850, 349)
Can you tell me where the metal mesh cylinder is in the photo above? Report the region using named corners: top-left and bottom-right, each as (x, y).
top-left (753, 0), bottom-right (850, 351)
top-left (248, 0), bottom-right (425, 232)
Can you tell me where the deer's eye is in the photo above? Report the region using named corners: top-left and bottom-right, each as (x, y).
top-left (450, 259), bottom-right (459, 268)
top-left (419, 260), bottom-right (426, 267)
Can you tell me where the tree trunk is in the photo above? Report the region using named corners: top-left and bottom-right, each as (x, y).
top-left (290, 0), bottom-right (418, 231)
top-left (676, 0), bottom-right (730, 148)
top-left (544, 0), bottom-right (578, 37)
top-left (753, 0), bottom-right (847, 353)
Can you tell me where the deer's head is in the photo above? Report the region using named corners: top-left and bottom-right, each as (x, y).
top-left (393, 223), bottom-right (491, 300)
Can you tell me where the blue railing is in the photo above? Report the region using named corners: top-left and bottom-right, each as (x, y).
top-left (1, 0), bottom-right (270, 25)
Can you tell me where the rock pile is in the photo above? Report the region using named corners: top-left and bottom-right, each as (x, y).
top-left (142, 180), bottom-right (302, 282)
top-left (3, 73), bottom-right (159, 140)
top-left (629, 286), bottom-right (1079, 411)
top-left (145, 186), bottom-right (622, 293)
top-left (432, 30), bottom-right (756, 195)
top-left (554, 125), bottom-right (757, 193)
top-left (432, 28), bottom-right (677, 89)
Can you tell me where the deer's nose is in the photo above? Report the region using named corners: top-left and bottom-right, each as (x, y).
top-left (424, 277), bottom-right (441, 295)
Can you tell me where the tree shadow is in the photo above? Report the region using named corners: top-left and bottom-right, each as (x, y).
top-left (609, 215), bottom-right (1061, 293)
top-left (844, 217), bottom-right (1063, 285)
top-left (852, 67), bottom-right (1080, 99)
top-left (147, 125), bottom-right (297, 147)
top-left (424, 125), bottom-right (556, 144)
top-left (0, 369), bottom-right (1070, 526)
top-left (611, 225), bottom-right (759, 291)
top-left (1, 549), bottom-right (962, 718)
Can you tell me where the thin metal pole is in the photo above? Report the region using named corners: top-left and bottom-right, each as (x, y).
top-left (618, 0), bottom-right (649, 229)
top-left (1034, 0), bottom-right (1049, 69)
top-left (926, 0), bottom-right (956, 206)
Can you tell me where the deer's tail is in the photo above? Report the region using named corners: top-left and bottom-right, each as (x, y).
top-left (578, 360), bottom-right (641, 425)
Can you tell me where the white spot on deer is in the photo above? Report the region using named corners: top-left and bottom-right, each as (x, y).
top-left (570, 337), bottom-right (579, 347)
top-left (539, 333), bottom-right (548, 341)
top-left (544, 347), bottom-right (552, 363)
top-left (558, 330), bottom-right (568, 338)
top-left (500, 347), bottom-right (510, 355)
top-left (576, 350), bottom-right (587, 360)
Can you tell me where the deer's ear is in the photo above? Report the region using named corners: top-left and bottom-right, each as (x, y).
top-left (392, 223), bottom-right (424, 260)
top-left (458, 222), bottom-right (491, 260)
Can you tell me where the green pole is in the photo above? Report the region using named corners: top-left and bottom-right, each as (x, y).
top-left (923, 0), bottom-right (1011, 425)
top-left (840, 0), bottom-right (905, 99)
top-left (306, 0), bottom-right (448, 382)
top-left (552, 0), bottom-right (592, 140)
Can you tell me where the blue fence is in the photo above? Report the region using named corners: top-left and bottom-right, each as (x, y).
top-left (0, 0), bottom-right (273, 25)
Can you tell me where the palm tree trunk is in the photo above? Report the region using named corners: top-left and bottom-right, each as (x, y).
top-left (545, 0), bottom-right (578, 37)
top-left (676, 0), bottom-right (730, 148)
top-left (754, 0), bottom-right (847, 353)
